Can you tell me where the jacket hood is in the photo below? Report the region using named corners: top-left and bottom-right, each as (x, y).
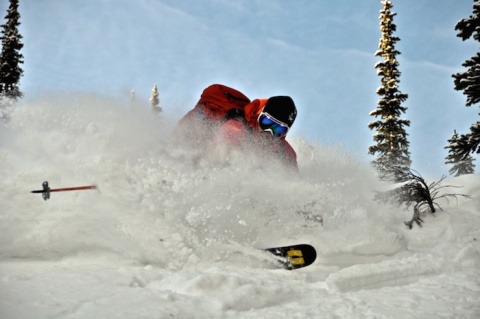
top-left (244, 99), bottom-right (268, 130)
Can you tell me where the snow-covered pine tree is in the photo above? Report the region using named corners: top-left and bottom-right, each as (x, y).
top-left (0, 0), bottom-right (23, 99)
top-left (150, 84), bottom-right (161, 113)
top-left (368, 0), bottom-right (411, 181)
top-left (451, 0), bottom-right (480, 160)
top-left (445, 130), bottom-right (476, 176)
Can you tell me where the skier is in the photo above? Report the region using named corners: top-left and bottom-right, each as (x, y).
top-left (176, 88), bottom-right (298, 170)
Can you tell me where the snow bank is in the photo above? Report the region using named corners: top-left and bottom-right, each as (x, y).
top-left (325, 253), bottom-right (445, 292)
top-left (1, 94), bottom-right (479, 319)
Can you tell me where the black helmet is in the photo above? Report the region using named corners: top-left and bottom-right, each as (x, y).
top-left (263, 96), bottom-right (297, 127)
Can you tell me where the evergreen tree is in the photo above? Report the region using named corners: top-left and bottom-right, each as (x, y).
top-left (453, 0), bottom-right (480, 107)
top-left (451, 0), bottom-right (480, 160)
top-left (368, 0), bottom-right (411, 181)
top-left (445, 130), bottom-right (476, 176)
top-left (0, 0), bottom-right (23, 99)
top-left (150, 84), bottom-right (161, 113)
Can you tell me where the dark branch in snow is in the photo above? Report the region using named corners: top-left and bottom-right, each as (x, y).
top-left (374, 168), bottom-right (470, 229)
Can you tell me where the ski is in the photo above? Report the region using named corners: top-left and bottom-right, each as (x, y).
top-left (263, 244), bottom-right (316, 270)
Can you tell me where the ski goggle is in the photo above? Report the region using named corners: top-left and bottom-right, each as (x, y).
top-left (258, 112), bottom-right (289, 138)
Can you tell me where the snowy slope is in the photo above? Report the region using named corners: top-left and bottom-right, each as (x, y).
top-left (0, 95), bottom-right (479, 319)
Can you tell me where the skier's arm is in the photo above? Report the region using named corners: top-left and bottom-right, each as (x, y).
top-left (217, 120), bottom-right (247, 148)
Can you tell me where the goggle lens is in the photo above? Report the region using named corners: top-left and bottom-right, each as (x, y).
top-left (258, 113), bottom-right (289, 137)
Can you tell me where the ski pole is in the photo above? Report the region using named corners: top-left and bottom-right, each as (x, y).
top-left (31, 181), bottom-right (97, 201)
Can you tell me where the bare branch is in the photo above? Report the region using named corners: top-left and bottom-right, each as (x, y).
top-left (375, 168), bottom-right (471, 228)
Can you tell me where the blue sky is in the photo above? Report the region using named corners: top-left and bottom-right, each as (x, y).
top-left (3, 0), bottom-right (479, 178)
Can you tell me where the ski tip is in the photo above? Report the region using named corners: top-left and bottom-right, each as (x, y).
top-left (263, 244), bottom-right (317, 270)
